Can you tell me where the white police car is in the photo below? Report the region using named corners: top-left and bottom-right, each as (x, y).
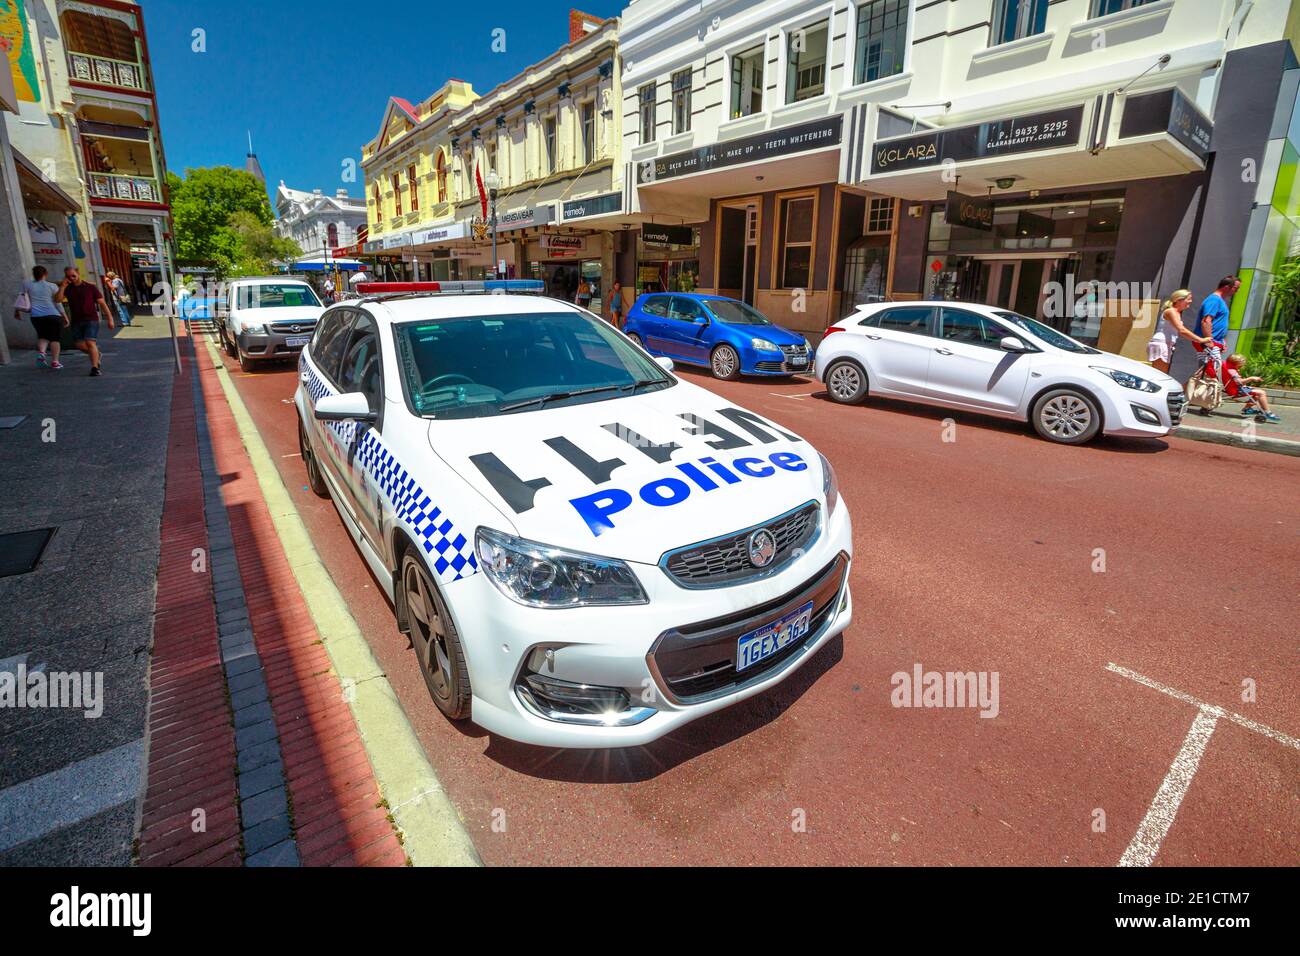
top-left (295, 280), bottom-right (853, 747)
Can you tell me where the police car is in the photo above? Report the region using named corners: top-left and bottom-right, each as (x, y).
top-left (295, 280), bottom-right (853, 747)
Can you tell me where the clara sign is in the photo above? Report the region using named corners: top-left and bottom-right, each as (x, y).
top-left (944, 191), bottom-right (994, 231)
top-left (871, 106), bottom-right (1084, 174)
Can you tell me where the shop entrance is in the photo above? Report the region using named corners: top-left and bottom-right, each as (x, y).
top-left (716, 200), bottom-right (759, 304)
top-left (961, 256), bottom-right (1066, 321)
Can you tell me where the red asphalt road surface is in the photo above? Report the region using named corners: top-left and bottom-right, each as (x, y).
top-left (219, 342), bottom-right (1299, 866)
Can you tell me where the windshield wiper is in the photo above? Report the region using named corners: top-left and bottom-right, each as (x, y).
top-left (499, 384), bottom-right (626, 413)
top-left (619, 378), bottom-right (664, 394)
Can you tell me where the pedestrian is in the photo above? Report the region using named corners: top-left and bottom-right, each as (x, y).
top-left (323, 275), bottom-right (335, 303)
top-left (1218, 353), bottom-right (1281, 422)
top-left (1192, 275), bottom-right (1240, 377)
top-left (608, 280), bottom-right (624, 330)
top-left (104, 270), bottom-right (132, 326)
top-left (1146, 289), bottom-right (1209, 373)
top-left (576, 276), bottom-right (592, 310)
top-left (55, 267), bottom-right (115, 376)
top-left (13, 265), bottom-right (68, 369)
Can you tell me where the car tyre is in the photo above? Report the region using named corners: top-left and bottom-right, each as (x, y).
top-left (711, 344), bottom-right (741, 380)
top-left (298, 418), bottom-right (329, 498)
top-left (401, 548), bottom-right (472, 720)
top-left (1031, 388), bottom-right (1102, 445)
top-left (626, 332), bottom-right (644, 349)
top-left (238, 350), bottom-right (254, 373)
top-left (222, 326), bottom-right (236, 357)
top-left (825, 359), bottom-right (868, 404)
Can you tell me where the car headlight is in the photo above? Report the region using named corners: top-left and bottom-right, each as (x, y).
top-left (1091, 366), bottom-right (1161, 393)
top-left (751, 338), bottom-right (779, 352)
top-left (475, 528), bottom-right (647, 608)
top-left (819, 452), bottom-right (839, 516)
top-left (242, 323), bottom-right (267, 335)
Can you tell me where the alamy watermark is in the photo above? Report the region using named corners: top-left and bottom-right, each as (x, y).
top-left (891, 663), bottom-right (999, 718)
top-left (0, 663), bottom-right (103, 718)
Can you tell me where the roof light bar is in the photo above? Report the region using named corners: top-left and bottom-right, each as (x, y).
top-left (353, 279), bottom-right (545, 295)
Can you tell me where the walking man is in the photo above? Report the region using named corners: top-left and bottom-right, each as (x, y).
top-left (55, 267), bottom-right (115, 376)
top-left (1193, 275), bottom-right (1240, 377)
top-left (105, 271), bottom-right (132, 326)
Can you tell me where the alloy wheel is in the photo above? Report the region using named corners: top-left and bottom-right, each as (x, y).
top-left (828, 364), bottom-right (862, 401)
top-left (712, 346), bottom-right (738, 379)
top-left (1039, 394), bottom-right (1092, 440)
top-left (404, 559), bottom-right (453, 703)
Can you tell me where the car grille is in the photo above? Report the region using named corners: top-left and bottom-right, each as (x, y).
top-left (268, 320), bottom-right (317, 334)
top-left (648, 552), bottom-right (849, 703)
top-left (1167, 391), bottom-right (1185, 426)
top-left (662, 502), bottom-right (819, 588)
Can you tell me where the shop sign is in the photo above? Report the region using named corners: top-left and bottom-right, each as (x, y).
top-left (638, 116), bottom-right (842, 184)
top-left (641, 223), bottom-right (694, 246)
top-left (542, 235), bottom-right (585, 251)
top-left (415, 222), bottom-right (467, 244)
top-left (871, 105), bottom-right (1085, 174)
top-left (944, 191), bottom-right (994, 232)
top-left (381, 231), bottom-right (412, 249)
top-left (498, 205), bottom-right (554, 230)
top-left (562, 191), bottom-right (622, 221)
top-left (1119, 87), bottom-right (1211, 160)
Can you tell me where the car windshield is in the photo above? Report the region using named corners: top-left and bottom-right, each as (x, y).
top-left (394, 310), bottom-right (674, 419)
top-left (238, 283), bottom-right (321, 309)
top-left (704, 299), bottom-right (773, 326)
top-left (994, 311), bottom-right (1099, 354)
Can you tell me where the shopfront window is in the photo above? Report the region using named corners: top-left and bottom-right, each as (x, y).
top-left (778, 194), bottom-right (816, 288)
top-left (636, 228), bottom-right (700, 295)
top-left (730, 45), bottom-right (764, 119)
top-left (854, 0), bottom-right (908, 85)
top-left (786, 20), bottom-right (828, 103)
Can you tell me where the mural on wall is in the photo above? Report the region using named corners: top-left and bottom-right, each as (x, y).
top-left (0, 0), bottom-right (41, 102)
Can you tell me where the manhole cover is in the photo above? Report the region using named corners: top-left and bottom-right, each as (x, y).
top-left (0, 415), bottom-right (29, 430)
top-left (0, 528), bottom-right (55, 577)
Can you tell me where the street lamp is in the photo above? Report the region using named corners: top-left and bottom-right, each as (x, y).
top-left (485, 169), bottom-right (501, 279)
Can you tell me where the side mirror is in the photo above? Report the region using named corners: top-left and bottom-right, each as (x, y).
top-left (1000, 336), bottom-right (1029, 353)
top-left (654, 356), bottom-right (675, 373)
top-left (314, 391), bottom-right (376, 422)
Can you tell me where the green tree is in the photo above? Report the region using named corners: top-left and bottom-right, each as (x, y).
top-left (226, 210), bottom-right (301, 275)
top-left (169, 166), bottom-right (276, 275)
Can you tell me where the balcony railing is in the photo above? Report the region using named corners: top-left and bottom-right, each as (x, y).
top-left (68, 52), bottom-right (147, 92)
top-left (89, 172), bottom-right (161, 203)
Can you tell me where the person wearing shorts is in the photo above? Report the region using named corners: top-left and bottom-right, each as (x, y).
top-left (56, 267), bottom-right (115, 376)
top-left (1146, 289), bottom-right (1208, 373)
top-left (1220, 353), bottom-right (1281, 422)
top-left (608, 280), bottom-right (624, 330)
top-left (1192, 275), bottom-right (1240, 378)
top-left (15, 265), bottom-right (68, 368)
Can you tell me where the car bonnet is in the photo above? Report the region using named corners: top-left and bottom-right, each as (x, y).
top-left (424, 380), bottom-right (824, 565)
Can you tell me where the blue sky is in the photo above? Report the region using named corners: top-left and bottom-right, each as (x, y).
top-left (141, 0), bottom-right (623, 203)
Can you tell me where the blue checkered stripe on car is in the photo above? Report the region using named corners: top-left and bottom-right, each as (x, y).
top-left (301, 361), bottom-right (479, 583)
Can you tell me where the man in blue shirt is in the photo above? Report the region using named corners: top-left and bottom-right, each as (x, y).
top-left (1194, 275), bottom-right (1240, 376)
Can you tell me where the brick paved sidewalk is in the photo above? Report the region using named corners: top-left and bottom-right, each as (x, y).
top-left (138, 327), bottom-right (406, 866)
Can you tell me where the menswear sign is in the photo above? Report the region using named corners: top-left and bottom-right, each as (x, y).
top-left (871, 106), bottom-right (1084, 175)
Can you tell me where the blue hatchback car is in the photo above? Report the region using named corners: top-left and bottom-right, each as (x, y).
top-left (623, 293), bottom-right (812, 380)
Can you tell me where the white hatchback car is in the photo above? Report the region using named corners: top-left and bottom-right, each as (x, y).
top-left (294, 281), bottom-right (853, 748)
top-left (815, 301), bottom-right (1186, 444)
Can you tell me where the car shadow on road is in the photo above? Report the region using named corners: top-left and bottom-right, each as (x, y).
top-left (468, 634), bottom-right (845, 782)
top-left (805, 391), bottom-right (1170, 455)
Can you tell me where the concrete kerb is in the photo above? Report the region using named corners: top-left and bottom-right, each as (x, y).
top-left (198, 334), bottom-right (480, 867)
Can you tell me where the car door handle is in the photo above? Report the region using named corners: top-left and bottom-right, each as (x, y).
top-left (300, 371), bottom-right (310, 383)
top-left (865, 334), bottom-right (882, 340)
top-left (935, 348), bottom-right (953, 355)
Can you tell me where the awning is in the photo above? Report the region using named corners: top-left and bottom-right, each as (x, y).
top-left (12, 147), bottom-right (80, 213)
top-left (287, 258), bottom-right (364, 271)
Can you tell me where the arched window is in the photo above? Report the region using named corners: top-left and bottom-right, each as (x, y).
top-left (327, 223), bottom-right (338, 248)
top-left (436, 153), bottom-right (447, 203)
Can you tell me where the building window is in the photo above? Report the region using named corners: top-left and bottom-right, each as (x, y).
top-left (867, 197), bottom-right (894, 233)
top-left (580, 101), bottom-right (595, 165)
top-left (1091, 0), bottom-right (1154, 15)
top-left (327, 223), bottom-right (338, 248)
top-left (372, 183), bottom-right (381, 220)
top-left (543, 115), bottom-right (557, 173)
top-left (639, 83), bottom-right (656, 143)
top-left (786, 20), bottom-right (829, 103)
top-left (436, 153), bottom-right (447, 202)
top-left (407, 165), bottom-right (419, 212)
top-left (854, 0), bottom-right (908, 85)
top-left (671, 69), bottom-right (692, 134)
top-left (778, 193), bottom-right (816, 288)
top-left (391, 173), bottom-right (402, 217)
top-left (488, 140), bottom-right (498, 175)
top-left (730, 45), bottom-right (765, 119)
top-left (991, 0), bottom-right (1048, 46)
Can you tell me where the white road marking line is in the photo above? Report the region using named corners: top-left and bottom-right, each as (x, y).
top-left (282, 453), bottom-right (302, 458)
top-left (1119, 706), bottom-right (1218, 867)
top-left (1106, 662), bottom-right (1300, 749)
top-left (0, 739), bottom-right (144, 854)
top-left (771, 392), bottom-right (817, 401)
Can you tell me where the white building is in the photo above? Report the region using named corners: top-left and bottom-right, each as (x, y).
top-left (274, 182), bottom-right (367, 260)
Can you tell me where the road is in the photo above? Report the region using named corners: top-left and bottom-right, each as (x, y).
top-left (219, 340), bottom-right (1299, 866)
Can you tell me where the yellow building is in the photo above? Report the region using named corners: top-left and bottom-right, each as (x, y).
top-left (360, 80), bottom-right (477, 280)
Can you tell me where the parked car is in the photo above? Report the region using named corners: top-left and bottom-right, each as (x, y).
top-left (815, 301), bottom-right (1186, 445)
top-left (295, 280), bottom-right (853, 748)
top-left (217, 277), bottom-right (324, 372)
top-left (623, 293), bottom-right (812, 380)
